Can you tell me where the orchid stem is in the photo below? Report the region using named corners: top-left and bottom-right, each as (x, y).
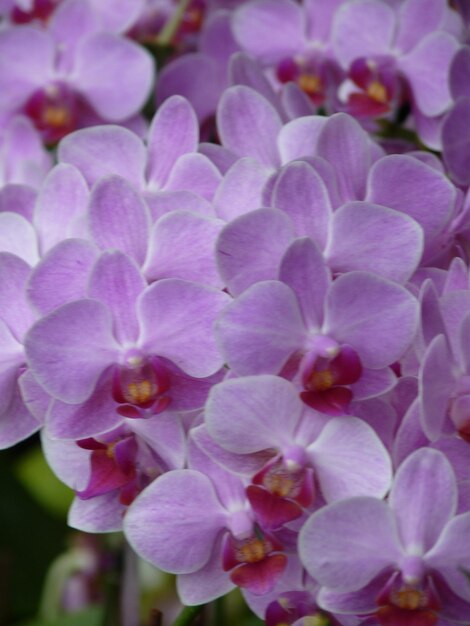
top-left (156, 0), bottom-right (192, 46)
top-left (171, 604), bottom-right (204, 626)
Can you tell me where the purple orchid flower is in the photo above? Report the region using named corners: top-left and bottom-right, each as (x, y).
top-left (299, 447), bottom-right (470, 625)
top-left (216, 239), bottom-right (418, 414)
top-left (42, 410), bottom-right (185, 532)
top-left (24, 250), bottom-right (230, 439)
top-left (125, 436), bottom-right (293, 602)
top-left (232, 0), bottom-right (344, 110)
top-left (331, 0), bottom-right (461, 145)
top-left (0, 5), bottom-right (154, 143)
top-left (200, 374), bottom-right (392, 517)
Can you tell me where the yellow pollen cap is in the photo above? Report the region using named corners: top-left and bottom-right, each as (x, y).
top-left (43, 106), bottom-right (71, 128)
top-left (367, 80), bottom-right (388, 104)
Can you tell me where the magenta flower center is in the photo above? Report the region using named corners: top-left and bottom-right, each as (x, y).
top-left (24, 83), bottom-right (78, 144)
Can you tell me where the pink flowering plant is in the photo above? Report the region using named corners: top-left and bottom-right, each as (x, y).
top-left (2, 1), bottom-right (470, 625)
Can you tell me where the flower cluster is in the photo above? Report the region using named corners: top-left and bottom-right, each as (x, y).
top-left (2, 1), bottom-right (470, 625)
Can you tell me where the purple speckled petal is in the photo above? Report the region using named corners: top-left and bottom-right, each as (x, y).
top-left (88, 176), bottom-right (150, 266)
top-left (299, 497), bottom-right (401, 592)
top-left (400, 32), bottom-right (458, 117)
top-left (59, 126), bottom-right (146, 188)
top-left (27, 239), bottom-right (98, 315)
top-left (316, 114), bottom-right (371, 202)
top-left (206, 375), bottom-right (302, 453)
top-left (277, 117), bottom-right (325, 164)
top-left (324, 272), bottom-right (419, 369)
top-left (17, 369), bottom-right (51, 424)
top-left (214, 157), bottom-right (271, 221)
top-left (317, 570), bottom-right (394, 615)
top-left (395, 0), bottom-right (446, 53)
top-left (368, 153), bottom-right (459, 241)
top-left (419, 334), bottom-right (455, 441)
top-left (281, 83), bottom-right (317, 120)
top-left (393, 399), bottom-right (428, 469)
top-left (199, 143), bottom-right (238, 175)
top-left (449, 46), bottom-right (470, 100)
top-left (0, 320), bottom-right (23, 414)
top-left (41, 432), bottom-right (90, 491)
top-left (48, 0), bottom-right (96, 54)
top-left (69, 492), bottom-right (126, 532)
top-left (146, 96), bottom-right (198, 189)
top-left (138, 279), bottom-right (230, 377)
top-left (233, 0), bottom-right (305, 64)
top-left (442, 98), bottom-right (470, 186)
top-left (177, 537), bottom-right (234, 606)
top-left (229, 53), bottom-right (282, 116)
top-left (0, 27), bottom-right (54, 112)
top-left (88, 251), bottom-right (145, 345)
top-left (332, 0), bottom-right (395, 67)
top-left (88, 0), bottom-right (145, 33)
top-left (143, 211), bottom-right (224, 288)
top-left (46, 372), bottom-right (121, 440)
top-left (350, 367), bottom-right (396, 401)
top-left (131, 412), bottom-right (185, 471)
top-left (0, 116), bottom-right (52, 188)
top-left (217, 86), bottom-right (282, 167)
top-left (326, 201), bottom-right (423, 282)
top-left (426, 512), bottom-right (470, 601)
top-left (0, 252), bottom-right (35, 340)
top-left (278, 238), bottom-right (330, 330)
top-left (216, 281), bottom-right (306, 375)
top-left (390, 448), bottom-right (457, 553)
top-left (144, 190), bottom-right (214, 222)
top-left (156, 53), bottom-right (224, 124)
top-left (124, 469), bottom-right (227, 573)
top-left (0, 212), bottom-right (38, 266)
top-left (216, 209), bottom-right (295, 296)
top-left (0, 379), bottom-right (37, 451)
top-left (272, 161), bottom-right (332, 249)
top-left (191, 424), bottom-right (274, 476)
top-left (34, 164), bottom-right (89, 254)
top-left (0, 184), bottom-right (36, 221)
top-left (164, 153), bottom-right (222, 201)
top-left (308, 417), bottom-right (392, 501)
top-left (25, 299), bottom-right (120, 403)
top-left (73, 32), bottom-right (154, 121)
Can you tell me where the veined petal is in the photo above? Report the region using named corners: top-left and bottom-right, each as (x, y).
top-left (308, 417), bottom-right (392, 501)
top-left (299, 497), bottom-right (402, 592)
top-left (138, 279), bottom-right (230, 377)
top-left (143, 211), bottom-right (224, 288)
top-left (73, 32), bottom-right (154, 121)
top-left (124, 470), bottom-right (227, 574)
top-left (88, 176), bottom-right (150, 266)
top-left (216, 209), bottom-right (295, 296)
top-left (25, 299), bottom-right (120, 403)
top-left (324, 272), bottom-right (419, 369)
top-left (27, 239), bottom-right (98, 315)
top-left (217, 86), bottom-right (282, 167)
top-left (58, 125), bottom-right (146, 188)
top-left (146, 95), bottom-right (198, 189)
top-left (206, 375), bottom-right (302, 453)
top-left (88, 251), bottom-right (145, 345)
top-left (216, 281), bottom-right (306, 375)
top-left (233, 0), bottom-right (305, 64)
top-left (390, 448), bottom-right (457, 554)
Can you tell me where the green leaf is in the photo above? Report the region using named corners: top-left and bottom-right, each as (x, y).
top-left (15, 445), bottom-right (74, 518)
